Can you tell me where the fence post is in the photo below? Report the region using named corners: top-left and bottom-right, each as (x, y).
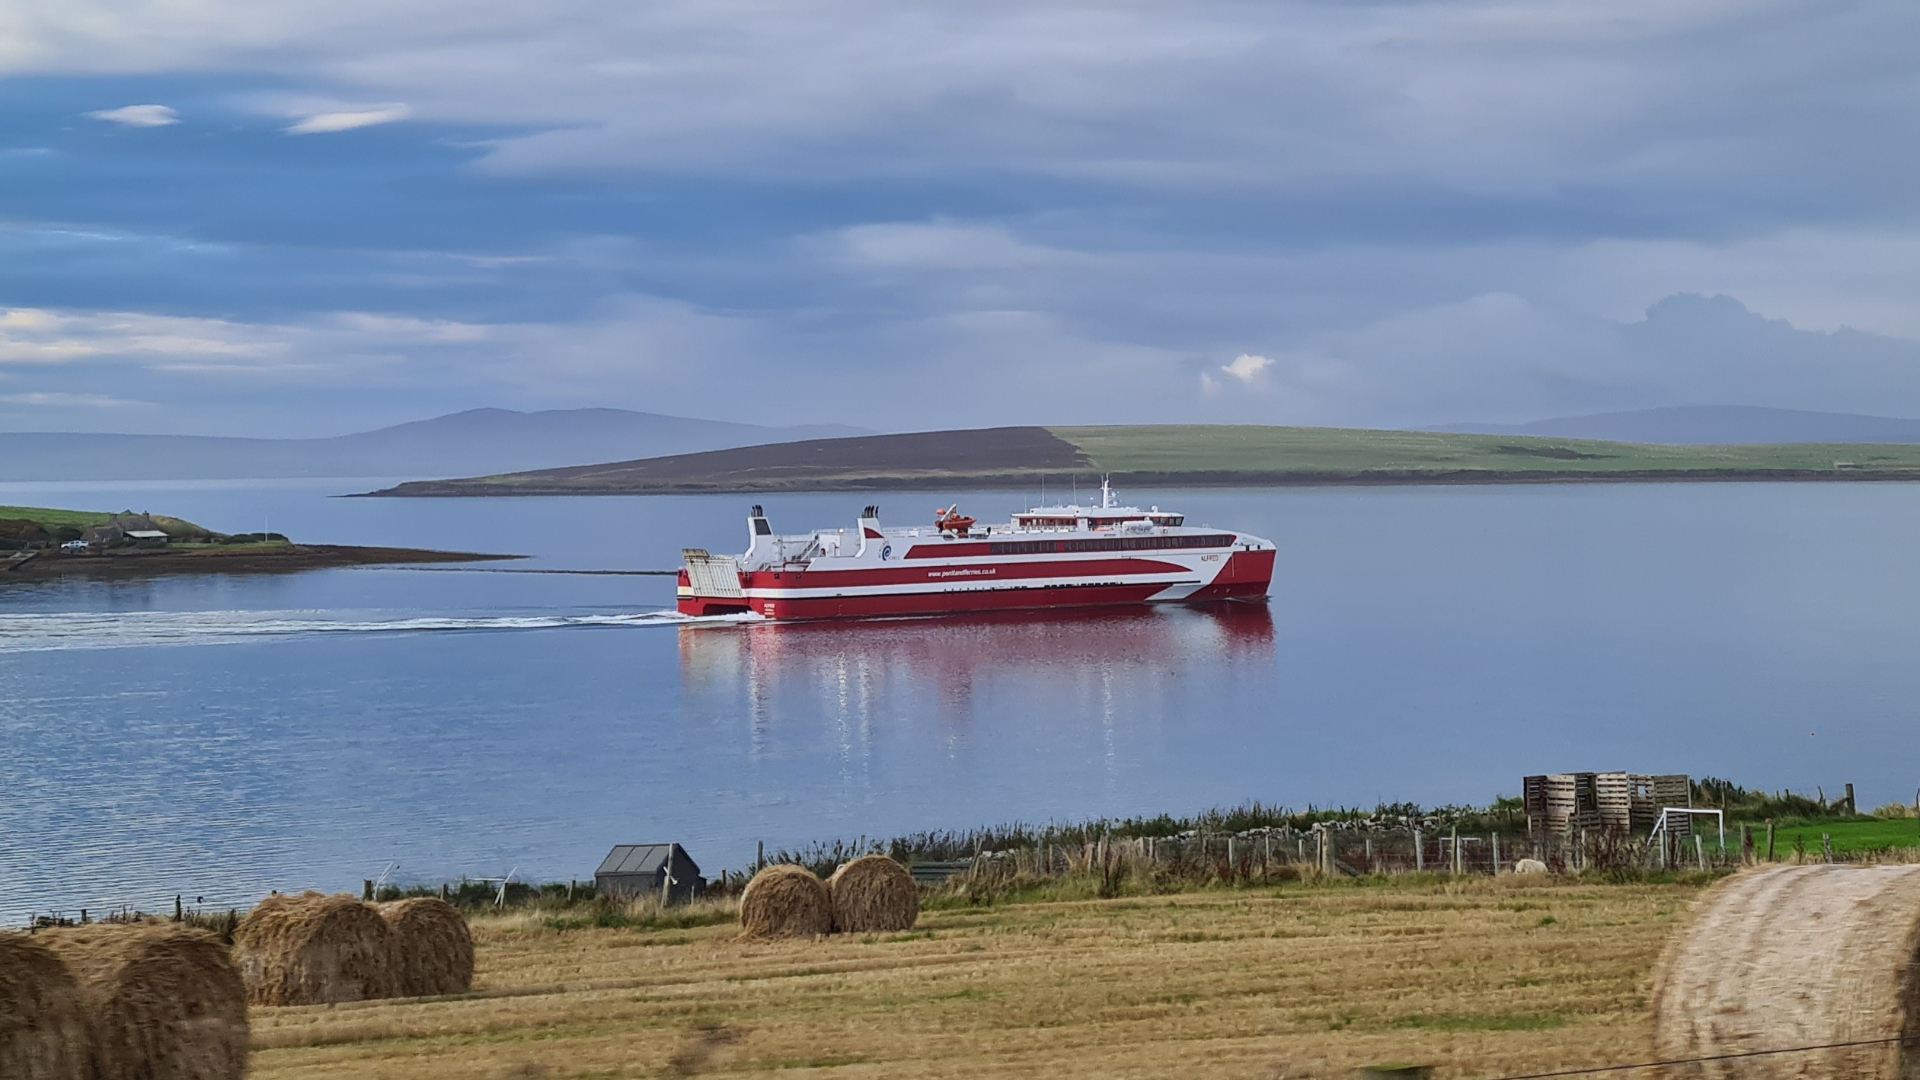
top-left (757, 841), bottom-right (766, 872)
top-left (1765, 818), bottom-right (1776, 861)
top-left (1846, 782), bottom-right (1856, 816)
top-left (1693, 835), bottom-right (1706, 871)
top-left (1490, 834), bottom-right (1501, 875)
top-left (1823, 833), bottom-right (1834, 864)
top-left (1739, 824), bottom-right (1753, 866)
top-left (1413, 828), bottom-right (1425, 872)
top-left (1449, 825), bottom-right (1461, 875)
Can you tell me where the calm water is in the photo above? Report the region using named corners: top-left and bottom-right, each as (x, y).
top-left (4, 478), bottom-right (1919, 920)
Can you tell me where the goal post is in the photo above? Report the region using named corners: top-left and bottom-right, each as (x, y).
top-left (1650, 807), bottom-right (1726, 851)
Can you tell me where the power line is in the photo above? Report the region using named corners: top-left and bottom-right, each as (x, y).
top-left (1487, 1033), bottom-right (1920, 1079)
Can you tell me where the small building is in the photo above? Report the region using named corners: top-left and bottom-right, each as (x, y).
top-left (595, 843), bottom-right (705, 904)
top-left (124, 529), bottom-right (171, 549)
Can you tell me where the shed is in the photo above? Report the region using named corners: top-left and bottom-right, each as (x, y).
top-left (124, 529), bottom-right (171, 548)
top-left (595, 843), bottom-right (705, 904)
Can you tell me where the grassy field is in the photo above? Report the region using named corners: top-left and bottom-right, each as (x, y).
top-left (0, 504), bottom-right (115, 529)
top-left (247, 876), bottom-right (1707, 1079)
top-left (1758, 816), bottom-right (1920, 855)
top-left (1056, 424), bottom-right (1920, 476)
top-left (372, 423), bottom-right (1920, 495)
top-left (0, 504), bottom-right (216, 537)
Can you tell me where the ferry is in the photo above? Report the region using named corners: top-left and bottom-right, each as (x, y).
top-left (677, 480), bottom-right (1275, 621)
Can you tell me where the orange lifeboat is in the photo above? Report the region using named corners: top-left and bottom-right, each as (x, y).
top-left (935, 504), bottom-right (976, 537)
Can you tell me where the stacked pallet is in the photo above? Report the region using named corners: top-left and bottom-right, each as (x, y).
top-left (1526, 771), bottom-right (1693, 835)
top-left (1524, 773), bottom-right (1601, 833)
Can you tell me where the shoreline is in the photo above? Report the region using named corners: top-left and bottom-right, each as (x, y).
top-left (1, 544), bottom-right (522, 581)
top-left (356, 467), bottom-right (1920, 497)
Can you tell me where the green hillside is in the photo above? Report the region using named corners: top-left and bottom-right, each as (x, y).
top-left (1055, 425), bottom-right (1920, 476)
top-left (0, 505), bottom-right (219, 539)
top-left (364, 424), bottom-right (1920, 496)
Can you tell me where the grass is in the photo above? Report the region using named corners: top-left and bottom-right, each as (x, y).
top-left (0, 504), bottom-right (217, 536)
top-left (1054, 424), bottom-right (1920, 477)
top-left (1755, 816), bottom-right (1920, 855)
top-left (245, 875), bottom-right (1709, 1080)
top-left (0, 504), bottom-right (115, 529)
top-left (380, 423), bottom-right (1920, 495)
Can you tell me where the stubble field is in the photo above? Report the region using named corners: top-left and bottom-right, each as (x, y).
top-left (247, 876), bottom-right (1707, 1080)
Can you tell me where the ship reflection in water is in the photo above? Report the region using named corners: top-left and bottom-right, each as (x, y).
top-left (675, 605), bottom-right (1278, 812)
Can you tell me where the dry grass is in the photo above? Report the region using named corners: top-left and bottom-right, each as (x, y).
top-left (1654, 865), bottom-right (1920, 1078)
top-left (244, 876), bottom-right (1709, 1079)
top-left (378, 899), bottom-right (475, 998)
top-left (40, 922), bottom-right (248, 1080)
top-left (234, 893), bottom-right (396, 1006)
top-left (826, 855), bottom-right (919, 934)
top-left (0, 931), bottom-right (89, 1080)
top-left (737, 865), bottom-right (832, 940)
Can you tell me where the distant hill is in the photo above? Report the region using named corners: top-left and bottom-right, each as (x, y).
top-left (361, 423), bottom-right (1920, 496)
top-left (0, 408), bottom-right (867, 481)
top-left (1433, 406), bottom-right (1920, 445)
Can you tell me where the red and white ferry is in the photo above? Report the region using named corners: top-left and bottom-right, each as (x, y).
top-left (677, 480), bottom-right (1275, 621)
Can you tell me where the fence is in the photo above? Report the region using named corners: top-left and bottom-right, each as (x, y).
top-left (944, 821), bottom-right (1776, 887)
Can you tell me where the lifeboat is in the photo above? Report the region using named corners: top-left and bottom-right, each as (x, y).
top-left (935, 504), bottom-right (977, 537)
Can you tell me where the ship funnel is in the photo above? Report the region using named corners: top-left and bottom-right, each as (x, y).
top-left (856, 504), bottom-right (883, 552)
top-left (745, 504), bottom-right (775, 561)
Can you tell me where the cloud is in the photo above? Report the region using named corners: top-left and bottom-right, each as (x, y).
top-left (1200, 353), bottom-right (1274, 397)
top-left (1221, 354), bottom-right (1273, 383)
top-left (0, 391), bottom-right (151, 408)
top-left (85, 104), bottom-right (179, 127)
top-left (284, 104), bottom-right (412, 135)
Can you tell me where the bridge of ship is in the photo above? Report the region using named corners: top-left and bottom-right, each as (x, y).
top-left (747, 515), bottom-right (1204, 571)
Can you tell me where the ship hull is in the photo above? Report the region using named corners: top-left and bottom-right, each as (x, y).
top-left (679, 548), bottom-right (1274, 621)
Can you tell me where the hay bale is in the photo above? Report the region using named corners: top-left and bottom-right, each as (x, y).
top-left (1652, 864), bottom-right (1920, 1078)
top-left (738, 865), bottom-right (832, 939)
top-left (377, 898), bottom-right (474, 997)
top-left (826, 855), bottom-right (920, 934)
top-left (40, 924), bottom-right (247, 1080)
top-left (0, 933), bottom-right (89, 1080)
top-left (233, 892), bottom-right (397, 1005)
top-left (1512, 858), bottom-right (1550, 875)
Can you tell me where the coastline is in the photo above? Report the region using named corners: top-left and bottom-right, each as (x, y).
top-left (356, 466), bottom-right (1920, 497)
top-left (1, 544), bottom-right (522, 581)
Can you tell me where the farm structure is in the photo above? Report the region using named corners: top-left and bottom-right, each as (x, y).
top-left (595, 844), bottom-right (706, 904)
top-left (1524, 772), bottom-right (1691, 835)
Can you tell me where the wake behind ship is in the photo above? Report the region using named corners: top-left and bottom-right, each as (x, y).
top-left (678, 480), bottom-right (1275, 621)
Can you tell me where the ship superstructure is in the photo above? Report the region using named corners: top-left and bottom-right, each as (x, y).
top-left (677, 480), bottom-right (1275, 621)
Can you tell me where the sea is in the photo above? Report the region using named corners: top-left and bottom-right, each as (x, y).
top-left (3, 478), bottom-right (1918, 921)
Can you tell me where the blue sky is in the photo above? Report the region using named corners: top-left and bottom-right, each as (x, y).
top-left (6, 0), bottom-right (1920, 435)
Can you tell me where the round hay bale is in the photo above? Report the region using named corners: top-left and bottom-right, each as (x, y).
top-left (0, 933), bottom-right (89, 1080)
top-left (738, 865), bottom-right (832, 940)
top-left (1652, 864), bottom-right (1920, 1078)
top-left (233, 892), bottom-right (396, 1005)
top-left (40, 924), bottom-right (247, 1080)
top-left (377, 898), bottom-right (474, 997)
top-left (826, 855), bottom-right (920, 934)
top-left (1512, 858), bottom-right (1550, 875)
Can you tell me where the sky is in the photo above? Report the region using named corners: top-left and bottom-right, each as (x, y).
top-left (5, 0), bottom-right (1920, 436)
